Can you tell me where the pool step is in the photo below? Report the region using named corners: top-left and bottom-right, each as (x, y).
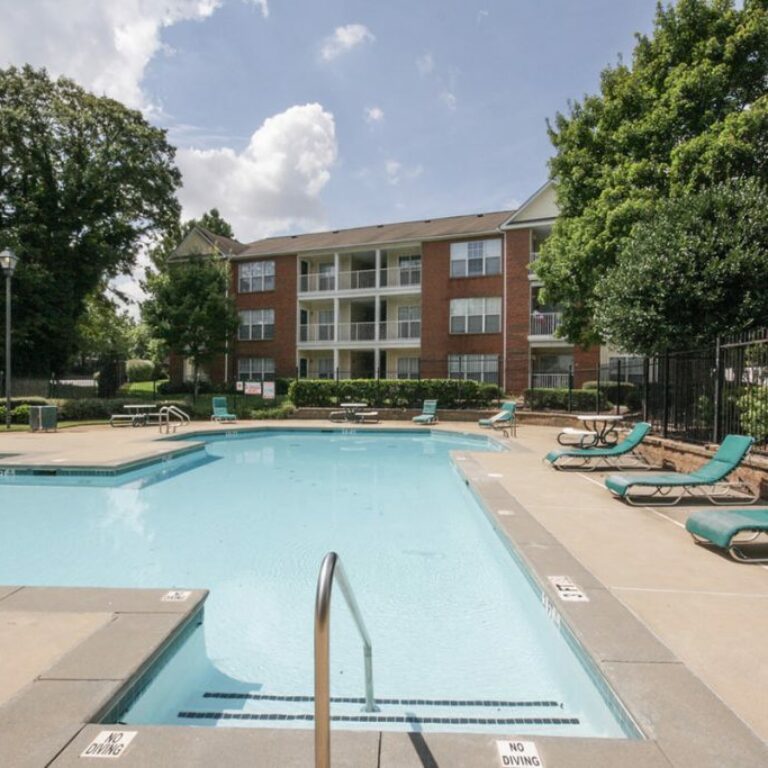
top-left (174, 691), bottom-right (579, 729)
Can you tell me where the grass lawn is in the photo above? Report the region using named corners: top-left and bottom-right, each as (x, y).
top-left (1, 420), bottom-right (110, 432)
top-left (118, 380), bottom-right (168, 399)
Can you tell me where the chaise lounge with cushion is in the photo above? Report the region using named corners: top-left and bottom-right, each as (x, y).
top-left (211, 396), bottom-right (237, 422)
top-left (478, 402), bottom-right (516, 436)
top-left (412, 399), bottom-right (438, 425)
top-left (545, 422), bottom-right (651, 471)
top-left (605, 434), bottom-right (757, 506)
top-left (686, 508), bottom-right (768, 563)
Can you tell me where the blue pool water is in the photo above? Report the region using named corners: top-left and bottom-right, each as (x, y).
top-left (0, 430), bottom-right (631, 737)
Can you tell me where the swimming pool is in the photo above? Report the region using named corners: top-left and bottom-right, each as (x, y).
top-left (0, 429), bottom-right (633, 737)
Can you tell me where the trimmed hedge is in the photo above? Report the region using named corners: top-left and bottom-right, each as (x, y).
top-left (288, 379), bottom-right (501, 409)
top-left (126, 359), bottom-right (155, 382)
top-left (0, 404), bottom-right (31, 424)
top-left (158, 378), bottom-right (293, 396)
top-left (523, 388), bottom-right (612, 411)
top-left (51, 398), bottom-right (187, 421)
top-left (581, 380), bottom-right (641, 411)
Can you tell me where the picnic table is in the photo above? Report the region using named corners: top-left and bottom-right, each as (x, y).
top-left (329, 402), bottom-right (379, 423)
top-left (110, 403), bottom-right (158, 427)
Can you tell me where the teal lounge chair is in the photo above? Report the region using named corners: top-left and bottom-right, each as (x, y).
top-left (605, 434), bottom-right (758, 506)
top-left (686, 508), bottom-right (768, 563)
top-left (545, 422), bottom-right (651, 471)
top-left (211, 396), bottom-right (237, 422)
top-left (478, 402), bottom-right (517, 435)
top-left (412, 399), bottom-right (438, 425)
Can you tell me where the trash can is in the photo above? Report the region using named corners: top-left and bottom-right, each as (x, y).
top-left (29, 405), bottom-right (58, 432)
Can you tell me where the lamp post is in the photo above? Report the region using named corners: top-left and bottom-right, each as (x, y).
top-left (0, 249), bottom-right (19, 430)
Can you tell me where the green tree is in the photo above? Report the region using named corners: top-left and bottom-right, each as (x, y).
top-left (74, 290), bottom-right (135, 366)
top-left (0, 65), bottom-right (181, 374)
top-left (594, 180), bottom-right (768, 353)
top-left (538, 0), bottom-right (768, 348)
top-left (143, 256), bottom-right (237, 397)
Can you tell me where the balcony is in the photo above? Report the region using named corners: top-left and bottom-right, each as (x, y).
top-left (299, 324), bottom-right (335, 343)
top-left (379, 321), bottom-right (420, 342)
top-left (298, 321), bottom-right (421, 345)
top-left (298, 266), bottom-right (422, 294)
top-left (531, 372), bottom-right (570, 389)
top-left (529, 311), bottom-right (562, 337)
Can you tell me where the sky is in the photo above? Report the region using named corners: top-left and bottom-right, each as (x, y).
top-left (0, 0), bottom-right (659, 304)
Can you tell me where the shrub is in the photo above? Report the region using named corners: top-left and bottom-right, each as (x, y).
top-left (52, 398), bottom-right (186, 421)
top-left (126, 359), bottom-right (156, 382)
top-left (158, 380), bottom-right (214, 395)
top-left (738, 386), bottom-right (768, 443)
top-left (581, 380), bottom-right (641, 411)
top-left (287, 379), bottom-right (501, 409)
top-left (249, 402), bottom-right (296, 420)
top-left (523, 388), bottom-right (612, 411)
top-left (0, 404), bottom-right (32, 424)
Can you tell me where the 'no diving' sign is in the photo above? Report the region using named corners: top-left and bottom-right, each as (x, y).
top-left (496, 740), bottom-right (543, 767)
top-left (81, 731), bottom-right (137, 759)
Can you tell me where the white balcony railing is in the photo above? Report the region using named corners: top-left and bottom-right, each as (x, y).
top-left (298, 266), bottom-right (422, 293)
top-left (531, 373), bottom-right (570, 389)
top-left (379, 321), bottom-right (421, 341)
top-left (299, 273), bottom-right (336, 293)
top-left (299, 324), bottom-right (335, 342)
top-left (530, 311), bottom-right (562, 336)
top-left (380, 266), bottom-right (421, 288)
top-left (337, 322), bottom-right (376, 342)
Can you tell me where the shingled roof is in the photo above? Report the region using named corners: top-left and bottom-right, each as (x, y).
top-left (196, 227), bottom-right (248, 256)
top-left (233, 210), bottom-right (514, 259)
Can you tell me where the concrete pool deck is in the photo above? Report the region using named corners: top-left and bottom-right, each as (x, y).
top-left (0, 420), bottom-right (766, 767)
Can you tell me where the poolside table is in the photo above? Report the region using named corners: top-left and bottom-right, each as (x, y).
top-left (575, 414), bottom-right (623, 446)
top-left (122, 403), bottom-right (159, 426)
top-left (339, 402), bottom-right (369, 422)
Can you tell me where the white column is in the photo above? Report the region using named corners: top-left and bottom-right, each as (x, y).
top-left (334, 252), bottom-right (340, 290)
top-left (374, 295), bottom-right (381, 342)
top-left (333, 297), bottom-right (340, 345)
top-left (333, 347), bottom-right (340, 379)
top-left (375, 248), bottom-right (381, 288)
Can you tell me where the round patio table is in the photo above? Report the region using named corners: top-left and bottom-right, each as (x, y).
top-left (575, 414), bottom-right (623, 446)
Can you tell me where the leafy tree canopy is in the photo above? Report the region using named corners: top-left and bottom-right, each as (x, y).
top-left (594, 179), bottom-right (768, 353)
top-left (0, 65), bottom-right (181, 374)
top-left (537, 0), bottom-right (768, 348)
top-left (143, 255), bottom-right (237, 395)
top-left (74, 289), bottom-right (136, 365)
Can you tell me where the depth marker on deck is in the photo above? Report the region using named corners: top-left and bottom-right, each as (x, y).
top-left (161, 590), bottom-right (191, 602)
top-left (548, 576), bottom-right (589, 602)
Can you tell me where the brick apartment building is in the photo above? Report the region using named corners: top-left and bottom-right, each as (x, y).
top-left (169, 182), bottom-right (599, 394)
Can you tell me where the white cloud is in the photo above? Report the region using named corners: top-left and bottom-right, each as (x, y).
top-left (177, 103), bottom-right (338, 240)
top-left (416, 53), bottom-right (434, 76)
top-left (365, 106), bottom-right (384, 123)
top-left (385, 160), bottom-right (423, 186)
top-left (440, 90), bottom-right (457, 110)
top-left (249, 0), bottom-right (269, 18)
top-left (320, 24), bottom-right (374, 61)
top-left (0, 0), bottom-right (222, 113)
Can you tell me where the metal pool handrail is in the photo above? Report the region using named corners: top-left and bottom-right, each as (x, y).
top-left (315, 551), bottom-right (377, 768)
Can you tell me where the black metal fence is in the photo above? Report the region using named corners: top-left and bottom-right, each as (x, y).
top-left (548, 330), bottom-right (768, 452)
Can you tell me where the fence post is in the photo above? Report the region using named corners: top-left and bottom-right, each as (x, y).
top-left (712, 337), bottom-right (722, 444)
top-left (567, 365), bottom-right (573, 413)
top-left (662, 351), bottom-right (670, 439)
top-left (642, 358), bottom-right (649, 423)
top-left (595, 364), bottom-right (601, 414)
top-left (616, 358), bottom-right (622, 415)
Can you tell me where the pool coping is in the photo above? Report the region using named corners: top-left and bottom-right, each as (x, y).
top-left (0, 426), bottom-right (766, 767)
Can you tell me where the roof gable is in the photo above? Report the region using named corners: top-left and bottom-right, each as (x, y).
top-left (501, 181), bottom-right (558, 228)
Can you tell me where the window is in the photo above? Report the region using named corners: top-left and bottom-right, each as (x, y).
top-left (238, 261), bottom-right (275, 292)
top-left (317, 309), bottom-right (334, 341)
top-left (238, 309), bottom-right (275, 341)
top-left (238, 357), bottom-right (275, 381)
top-left (397, 357), bottom-right (420, 380)
top-left (316, 356), bottom-right (334, 379)
top-left (398, 254), bottom-right (421, 286)
top-left (318, 263), bottom-right (335, 291)
top-left (449, 297), bottom-right (501, 334)
top-left (448, 354), bottom-right (498, 384)
top-left (450, 239), bottom-right (502, 277)
top-left (397, 305), bottom-right (421, 339)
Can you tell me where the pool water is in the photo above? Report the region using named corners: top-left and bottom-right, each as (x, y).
top-left (0, 430), bottom-right (631, 737)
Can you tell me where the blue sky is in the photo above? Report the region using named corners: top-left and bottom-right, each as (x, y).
top-left (0, 0), bottom-right (659, 295)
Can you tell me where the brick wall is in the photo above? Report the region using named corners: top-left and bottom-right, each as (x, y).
top-left (504, 229), bottom-right (532, 394)
top-left (232, 255), bottom-right (297, 380)
top-left (420, 238), bottom-right (504, 379)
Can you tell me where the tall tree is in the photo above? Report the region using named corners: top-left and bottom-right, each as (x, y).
top-left (0, 65), bottom-right (181, 374)
top-left (537, 0), bottom-right (768, 348)
top-left (143, 256), bottom-right (237, 397)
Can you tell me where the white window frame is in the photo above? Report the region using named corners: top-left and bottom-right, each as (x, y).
top-left (316, 356), bottom-right (334, 379)
top-left (238, 309), bottom-right (275, 341)
top-left (238, 357), bottom-right (275, 381)
top-left (449, 297), bottom-right (501, 334)
top-left (397, 305), bottom-right (421, 339)
top-left (450, 239), bottom-right (502, 278)
top-left (448, 354), bottom-right (498, 384)
top-left (238, 260), bottom-right (275, 293)
top-left (396, 357), bottom-right (420, 380)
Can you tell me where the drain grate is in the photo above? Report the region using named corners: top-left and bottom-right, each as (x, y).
top-left (202, 692), bottom-right (562, 708)
top-left (178, 711), bottom-right (579, 726)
